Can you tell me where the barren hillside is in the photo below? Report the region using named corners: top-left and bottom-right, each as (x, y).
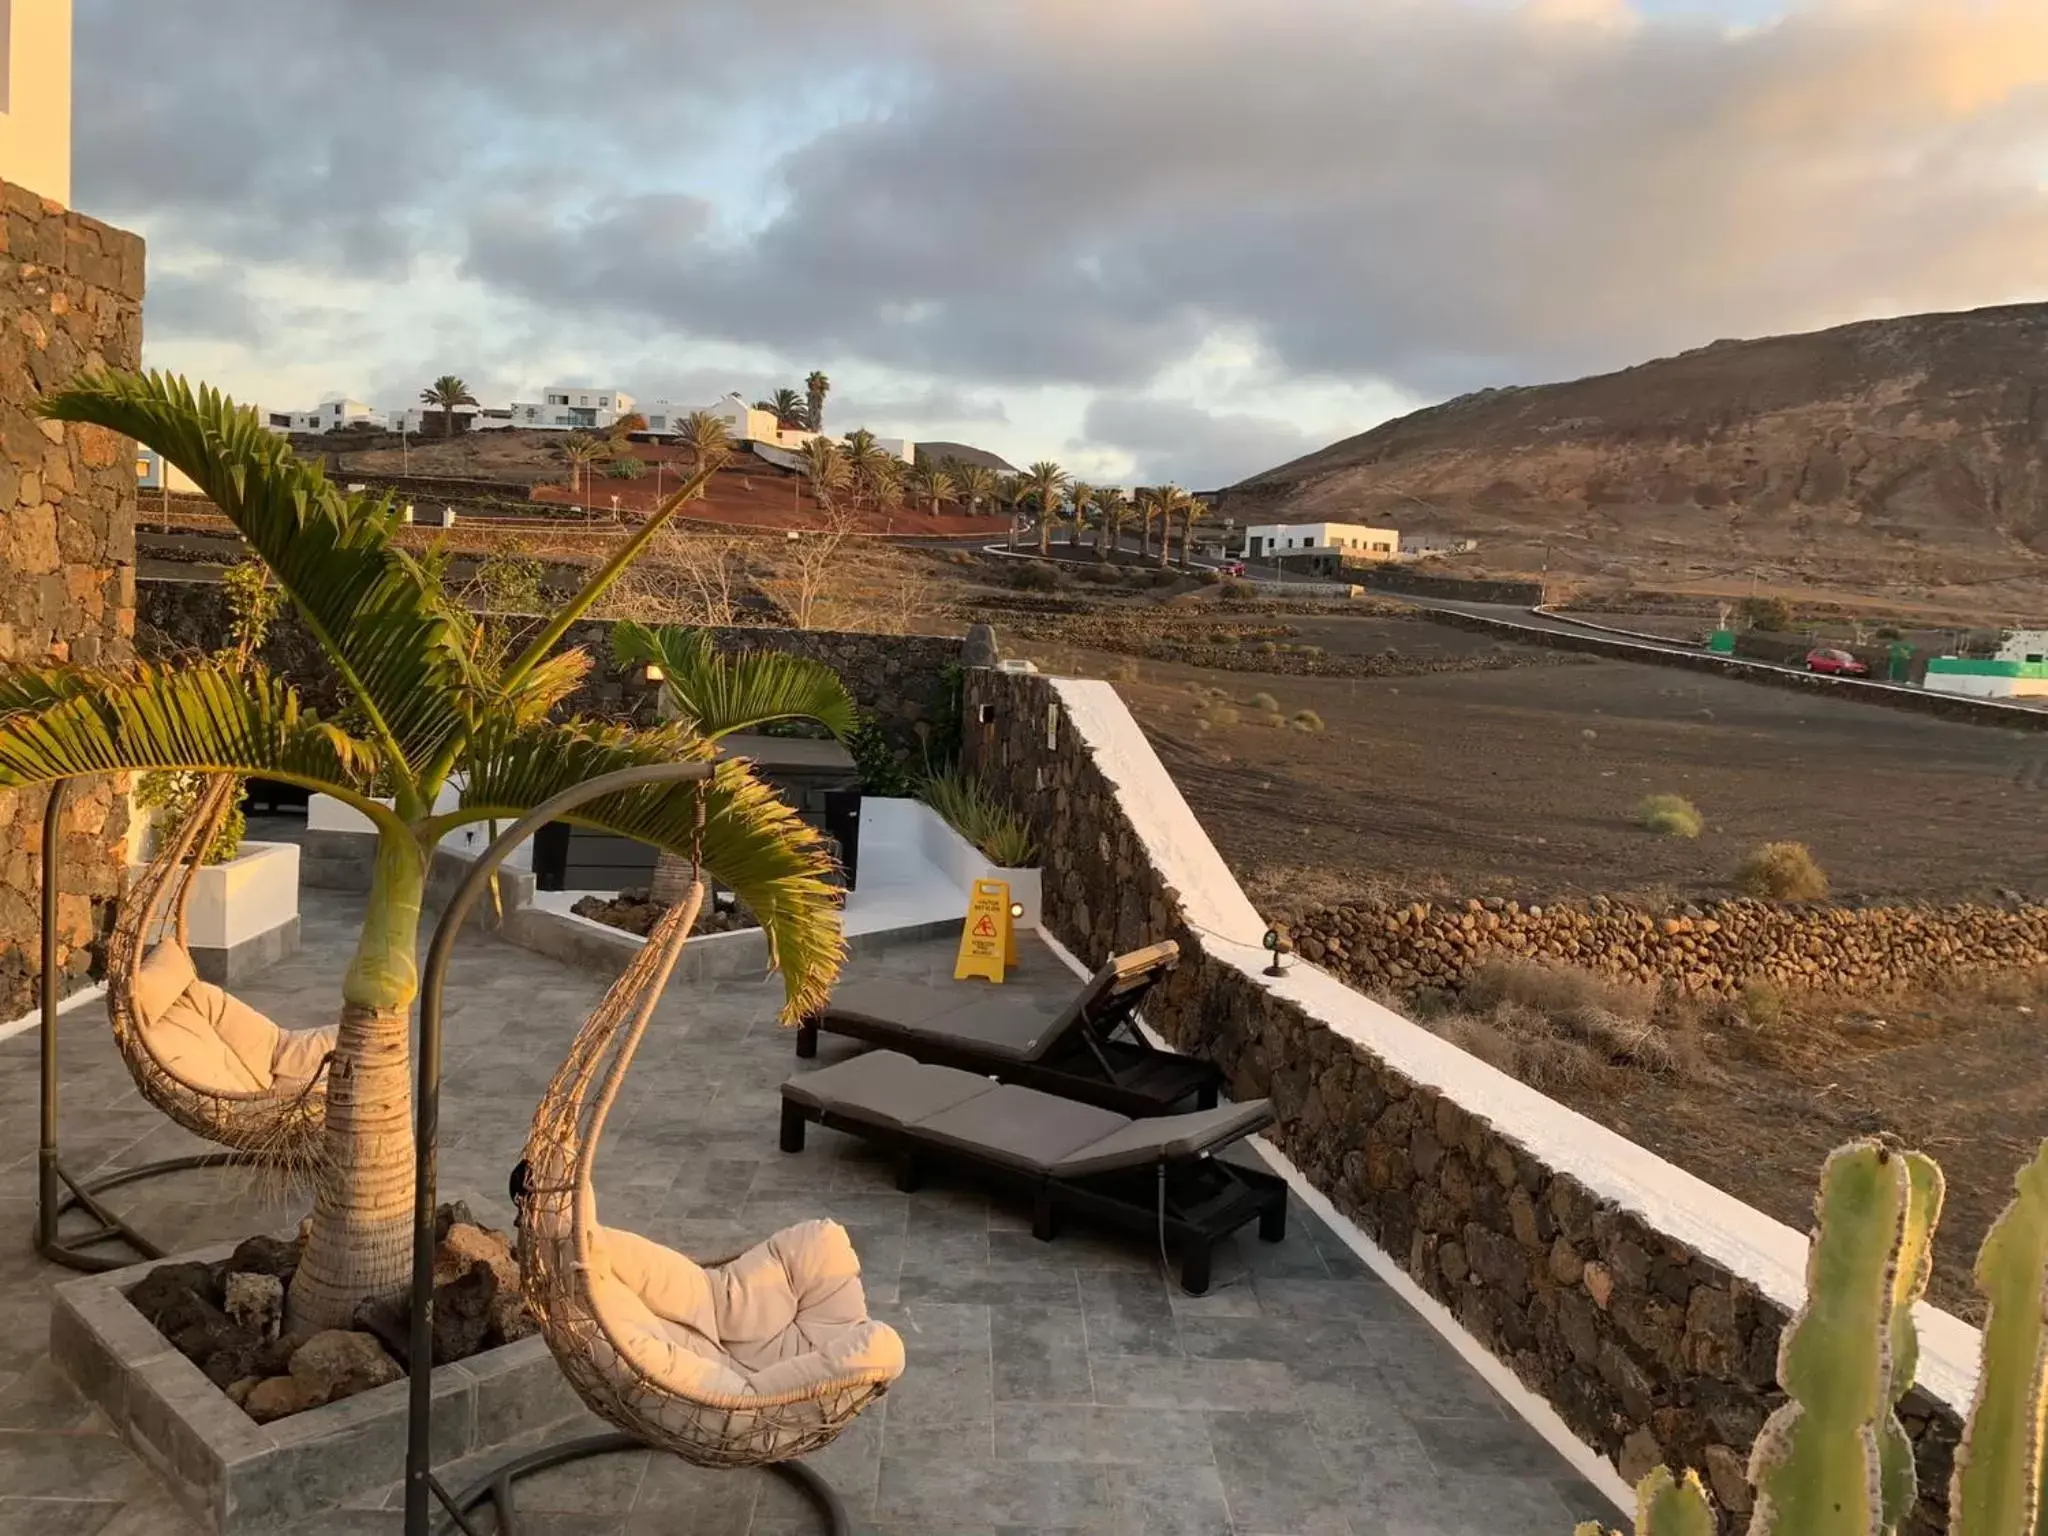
top-left (1225, 303), bottom-right (2048, 595)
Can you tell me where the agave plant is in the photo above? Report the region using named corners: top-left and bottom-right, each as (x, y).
top-left (611, 622), bottom-right (859, 903)
top-left (0, 373), bottom-right (845, 1332)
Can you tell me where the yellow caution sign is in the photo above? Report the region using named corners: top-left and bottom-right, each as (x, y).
top-left (955, 879), bottom-right (1012, 983)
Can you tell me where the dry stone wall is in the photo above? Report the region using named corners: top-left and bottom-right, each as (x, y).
top-left (0, 186), bottom-right (144, 1018)
top-left (138, 578), bottom-right (964, 748)
top-left (1286, 894), bottom-right (2048, 998)
top-left (962, 665), bottom-right (1965, 1536)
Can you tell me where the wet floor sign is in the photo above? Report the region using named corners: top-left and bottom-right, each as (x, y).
top-left (955, 878), bottom-right (1016, 982)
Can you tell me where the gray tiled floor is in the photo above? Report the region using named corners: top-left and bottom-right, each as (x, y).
top-left (0, 891), bottom-right (1610, 1535)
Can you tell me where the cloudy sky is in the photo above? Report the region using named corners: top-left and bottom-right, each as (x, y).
top-left (75, 0), bottom-right (2048, 488)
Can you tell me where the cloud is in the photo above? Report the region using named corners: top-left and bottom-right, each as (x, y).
top-left (80, 0), bottom-right (2048, 477)
top-left (1079, 397), bottom-right (1330, 491)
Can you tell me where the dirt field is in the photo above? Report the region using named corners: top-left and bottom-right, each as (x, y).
top-left (1022, 617), bottom-right (2048, 912)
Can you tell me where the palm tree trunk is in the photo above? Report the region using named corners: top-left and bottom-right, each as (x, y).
top-left (1159, 522), bottom-right (1171, 567)
top-left (1140, 512), bottom-right (1151, 560)
top-left (1038, 515), bottom-right (1051, 556)
top-left (288, 833), bottom-right (428, 1333)
top-left (648, 848), bottom-right (695, 906)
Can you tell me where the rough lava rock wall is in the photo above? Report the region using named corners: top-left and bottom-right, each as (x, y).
top-left (1286, 894), bottom-right (2048, 998)
top-left (962, 666), bottom-right (1969, 1536)
top-left (0, 185), bottom-right (143, 1018)
top-left (138, 577), bottom-right (964, 747)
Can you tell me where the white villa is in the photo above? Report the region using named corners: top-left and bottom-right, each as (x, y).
top-left (258, 397), bottom-right (386, 435)
top-left (506, 386), bottom-right (636, 432)
top-left (1243, 521), bottom-right (1399, 561)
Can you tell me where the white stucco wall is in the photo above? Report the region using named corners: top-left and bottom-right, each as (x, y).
top-left (0, 0), bottom-right (72, 207)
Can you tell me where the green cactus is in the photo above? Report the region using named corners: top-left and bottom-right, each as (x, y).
top-left (1949, 1139), bottom-right (2048, 1536)
top-left (1745, 1142), bottom-right (1916, 1535)
top-left (1574, 1467), bottom-right (1716, 1536)
top-left (1879, 1152), bottom-right (1944, 1533)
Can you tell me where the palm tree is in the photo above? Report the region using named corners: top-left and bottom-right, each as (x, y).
top-left (559, 434), bottom-right (607, 509)
top-left (1179, 495), bottom-right (1209, 567)
top-left (1134, 486), bottom-right (1157, 560)
top-left (611, 624), bottom-right (858, 903)
top-left (610, 411), bottom-right (648, 441)
top-left (1020, 461), bottom-right (1068, 557)
top-left (955, 463), bottom-right (998, 516)
top-left (1067, 483), bottom-right (1097, 549)
top-left (675, 410), bottom-right (733, 492)
top-left (839, 430), bottom-right (891, 512)
top-left (1150, 485), bottom-right (1194, 567)
top-left (769, 388), bottom-right (806, 430)
top-left (996, 474), bottom-right (1022, 549)
top-left (801, 435), bottom-right (849, 514)
top-left (1095, 487), bottom-right (1128, 559)
top-left (419, 375), bottom-right (477, 439)
top-left (4, 372), bottom-right (842, 1331)
top-left (906, 461), bottom-right (956, 516)
top-left (805, 371), bottom-right (831, 433)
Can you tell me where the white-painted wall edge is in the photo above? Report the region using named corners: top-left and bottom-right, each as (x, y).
top-left (1042, 673), bottom-right (1983, 1421)
top-left (0, 980), bottom-right (107, 1047)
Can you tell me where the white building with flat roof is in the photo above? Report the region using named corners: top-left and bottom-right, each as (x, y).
top-left (257, 397), bottom-right (387, 435)
top-left (0, 0), bottom-right (72, 207)
top-left (644, 394), bottom-right (826, 452)
top-left (1243, 521), bottom-right (1398, 561)
top-left (508, 386), bottom-right (635, 431)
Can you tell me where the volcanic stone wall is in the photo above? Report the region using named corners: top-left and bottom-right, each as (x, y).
top-left (962, 665), bottom-right (1965, 1536)
top-left (0, 185), bottom-right (144, 1018)
top-left (1286, 894), bottom-right (2048, 998)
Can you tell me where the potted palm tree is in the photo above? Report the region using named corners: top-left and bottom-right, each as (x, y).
top-left (0, 373), bottom-right (843, 1334)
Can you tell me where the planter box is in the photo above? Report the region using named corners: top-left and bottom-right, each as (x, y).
top-left (910, 798), bottom-right (1044, 930)
top-left (50, 1245), bottom-right (585, 1535)
top-left (131, 841), bottom-right (300, 985)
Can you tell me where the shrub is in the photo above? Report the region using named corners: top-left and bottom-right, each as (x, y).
top-left (1739, 594), bottom-right (1794, 632)
top-left (1207, 705), bottom-right (1241, 727)
top-left (1011, 561), bottom-right (1059, 592)
top-left (1875, 625), bottom-right (1902, 641)
top-left (920, 765), bottom-right (1037, 866)
top-left (1255, 640), bottom-right (1279, 655)
top-left (137, 771), bottom-right (245, 866)
top-left (1183, 680), bottom-right (1208, 696)
top-left (848, 715), bottom-right (916, 797)
top-left (1740, 979), bottom-right (1786, 1031)
top-left (1291, 710), bottom-right (1326, 733)
top-left (1736, 841), bottom-right (1829, 901)
top-left (606, 457), bottom-right (646, 480)
top-left (1247, 692), bottom-right (1281, 713)
top-left (1445, 959), bottom-right (1689, 1082)
top-left (1217, 579), bottom-right (1249, 599)
top-left (1635, 793), bottom-right (1703, 839)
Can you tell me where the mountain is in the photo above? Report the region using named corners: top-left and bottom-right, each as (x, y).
top-left (917, 441), bottom-right (1018, 473)
top-left (1223, 303), bottom-right (2048, 579)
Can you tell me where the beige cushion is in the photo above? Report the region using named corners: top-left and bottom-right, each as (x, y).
top-left (588, 1219), bottom-right (904, 1401)
top-left (269, 1023), bottom-right (338, 1089)
top-left (131, 940), bottom-right (296, 1096)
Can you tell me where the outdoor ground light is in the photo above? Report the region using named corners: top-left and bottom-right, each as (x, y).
top-left (642, 663), bottom-right (664, 683)
top-left (1010, 901), bottom-right (1025, 922)
top-left (1263, 928), bottom-right (1286, 977)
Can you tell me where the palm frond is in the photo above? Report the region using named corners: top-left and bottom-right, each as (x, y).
top-left (0, 659), bottom-right (380, 803)
top-left (39, 372), bottom-right (477, 778)
top-left (611, 624), bottom-right (858, 743)
top-left (457, 720), bottom-right (845, 1019)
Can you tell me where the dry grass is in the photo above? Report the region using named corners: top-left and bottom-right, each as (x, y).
top-left (1736, 841), bottom-right (1830, 901)
top-left (1417, 958), bottom-right (1699, 1091)
top-left (1292, 709), bottom-right (1327, 733)
top-left (1636, 793), bottom-right (1703, 839)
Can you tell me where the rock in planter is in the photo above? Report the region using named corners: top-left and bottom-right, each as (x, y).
top-left (224, 1272), bottom-right (285, 1341)
top-left (225, 1234), bottom-right (301, 1284)
top-left (288, 1329), bottom-right (403, 1408)
top-left (438, 1222), bottom-right (519, 1294)
top-left (487, 1291), bottom-right (537, 1348)
top-left (128, 1261), bottom-right (224, 1329)
top-left (432, 1264), bottom-right (499, 1364)
top-left (243, 1375), bottom-right (315, 1425)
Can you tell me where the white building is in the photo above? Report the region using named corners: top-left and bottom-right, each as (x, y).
top-left (507, 386), bottom-right (635, 431)
top-left (258, 397), bottom-right (387, 435)
top-left (1925, 629), bottom-right (2048, 701)
top-left (643, 393), bottom-right (827, 452)
top-left (0, 0), bottom-right (71, 207)
top-left (1243, 521), bottom-right (1399, 561)
top-left (1402, 534), bottom-right (1477, 559)
top-left (388, 403), bottom-right (484, 436)
top-left (135, 447), bottom-right (198, 496)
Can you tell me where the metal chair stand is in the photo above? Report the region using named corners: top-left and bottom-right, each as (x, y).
top-left (32, 780), bottom-right (272, 1273)
top-left (434, 1431), bottom-right (848, 1536)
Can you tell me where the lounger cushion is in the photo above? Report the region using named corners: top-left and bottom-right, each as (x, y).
top-left (913, 1084), bottom-right (1127, 1173)
top-left (587, 1219), bottom-right (905, 1402)
top-left (789, 1049), bottom-right (1277, 1179)
top-left (780, 1047), bottom-right (991, 1126)
top-left (1049, 1100), bottom-right (1276, 1178)
top-left (133, 940), bottom-right (338, 1097)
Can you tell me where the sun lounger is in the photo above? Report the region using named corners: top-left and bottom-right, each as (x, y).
top-left (779, 1049), bottom-right (1287, 1293)
top-left (794, 941), bottom-right (1222, 1117)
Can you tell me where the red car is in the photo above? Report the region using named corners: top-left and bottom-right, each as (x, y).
top-left (1804, 647), bottom-right (1869, 677)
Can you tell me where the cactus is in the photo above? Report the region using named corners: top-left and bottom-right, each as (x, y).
top-left (1576, 1467), bottom-right (1718, 1536)
top-left (1879, 1151), bottom-right (1945, 1532)
top-left (1949, 1139), bottom-right (2048, 1535)
top-left (1744, 1142), bottom-right (1923, 1535)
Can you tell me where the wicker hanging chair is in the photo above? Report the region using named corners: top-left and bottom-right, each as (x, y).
top-left (516, 878), bottom-right (902, 1469)
top-left (105, 774), bottom-right (334, 1158)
